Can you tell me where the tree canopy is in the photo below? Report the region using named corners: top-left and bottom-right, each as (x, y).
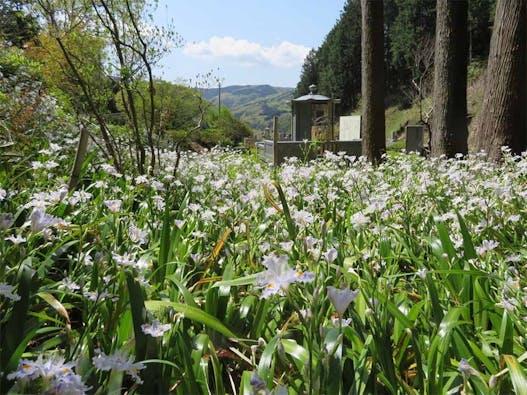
top-left (297, 0), bottom-right (495, 114)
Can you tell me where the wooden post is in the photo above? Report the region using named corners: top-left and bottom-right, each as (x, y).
top-left (273, 115), bottom-right (279, 166)
top-left (329, 100), bottom-right (335, 153)
top-left (69, 126), bottom-right (90, 190)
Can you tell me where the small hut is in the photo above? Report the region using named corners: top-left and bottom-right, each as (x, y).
top-left (291, 84), bottom-right (340, 142)
top-left (256, 84), bottom-right (361, 164)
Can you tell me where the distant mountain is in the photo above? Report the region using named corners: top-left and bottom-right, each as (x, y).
top-left (201, 85), bottom-right (294, 134)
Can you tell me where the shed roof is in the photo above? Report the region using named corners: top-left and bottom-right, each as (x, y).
top-left (292, 93), bottom-right (331, 102)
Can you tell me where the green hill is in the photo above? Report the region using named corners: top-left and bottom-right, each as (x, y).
top-left (201, 85), bottom-right (294, 135)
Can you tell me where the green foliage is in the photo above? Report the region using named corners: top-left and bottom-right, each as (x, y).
top-left (0, 46), bottom-right (40, 78)
top-left (202, 84), bottom-right (293, 134)
top-left (3, 140), bottom-right (527, 393)
top-left (0, 1), bottom-right (39, 48)
top-left (297, 0), bottom-right (495, 113)
top-left (201, 106), bottom-right (253, 146)
top-left (296, 49), bottom-right (318, 97)
top-left (315, 0), bottom-right (362, 114)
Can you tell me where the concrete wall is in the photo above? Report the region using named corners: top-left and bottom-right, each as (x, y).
top-left (257, 140), bottom-right (362, 165)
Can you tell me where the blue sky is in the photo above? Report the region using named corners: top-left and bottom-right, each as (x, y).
top-left (152, 0), bottom-right (347, 88)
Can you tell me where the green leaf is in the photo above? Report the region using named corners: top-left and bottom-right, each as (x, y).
top-left (436, 221), bottom-right (457, 260)
top-left (386, 300), bottom-right (413, 328)
top-left (157, 202), bottom-right (172, 283)
top-left (258, 334), bottom-right (280, 387)
top-left (503, 355), bottom-right (527, 395)
top-left (126, 274), bottom-right (147, 360)
top-left (272, 181), bottom-right (297, 241)
top-left (212, 273), bottom-right (259, 288)
top-left (2, 265), bottom-right (33, 373)
top-left (457, 213), bottom-right (477, 260)
top-left (499, 311), bottom-right (514, 355)
top-left (166, 275), bottom-right (199, 308)
top-left (37, 292), bottom-right (70, 327)
top-left (144, 300), bottom-right (238, 339)
top-left (281, 338), bottom-right (309, 366)
top-left (240, 370), bottom-right (254, 395)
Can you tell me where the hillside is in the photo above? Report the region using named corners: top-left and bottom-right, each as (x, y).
top-left (201, 85), bottom-right (294, 134)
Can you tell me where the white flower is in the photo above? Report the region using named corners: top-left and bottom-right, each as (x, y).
top-left (128, 225), bottom-right (148, 244)
top-left (331, 316), bottom-right (352, 327)
top-left (60, 277), bottom-right (80, 292)
top-left (0, 188), bottom-right (6, 201)
top-left (68, 190), bottom-right (92, 205)
top-left (458, 358), bottom-right (478, 379)
top-left (279, 241), bottom-right (294, 252)
top-left (327, 286), bottom-right (359, 314)
top-left (188, 203), bottom-right (202, 212)
top-left (92, 349), bottom-right (145, 384)
top-left (4, 234), bottom-right (26, 245)
top-left (83, 290), bottom-right (113, 302)
top-left (31, 161), bottom-right (44, 169)
top-left (201, 209), bottom-right (216, 222)
top-left (0, 213), bottom-right (14, 229)
top-left (257, 253), bottom-right (314, 298)
top-left (30, 209), bottom-right (60, 233)
top-left (100, 164), bottom-right (121, 176)
top-left (350, 212), bottom-right (370, 230)
top-left (141, 319), bottom-right (171, 337)
top-left (416, 268), bottom-right (428, 280)
top-left (291, 209), bottom-right (315, 228)
top-left (496, 297), bottom-right (517, 312)
top-left (0, 283), bottom-right (21, 301)
top-left (112, 252), bottom-right (137, 267)
top-left (322, 248), bottom-right (338, 263)
top-left (79, 252), bottom-right (93, 266)
top-left (135, 175), bottom-right (149, 185)
top-left (104, 199), bottom-right (122, 213)
top-left (476, 239), bottom-right (499, 256)
top-left (44, 160), bottom-right (59, 170)
top-left (174, 219), bottom-right (185, 229)
top-left (8, 354), bottom-right (89, 394)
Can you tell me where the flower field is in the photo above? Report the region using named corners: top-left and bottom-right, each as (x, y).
top-left (2, 141), bottom-right (527, 394)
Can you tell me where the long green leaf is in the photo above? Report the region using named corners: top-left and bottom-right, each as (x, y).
top-left (2, 264), bottom-right (33, 373)
top-left (272, 181), bottom-right (297, 241)
top-left (144, 300), bottom-right (238, 338)
top-left (281, 338), bottom-right (309, 366)
top-left (166, 275), bottom-right (199, 308)
top-left (126, 274), bottom-right (147, 360)
top-left (258, 334), bottom-right (280, 388)
top-left (212, 273), bottom-right (259, 288)
top-left (503, 355), bottom-right (527, 395)
top-left (457, 213), bottom-right (477, 260)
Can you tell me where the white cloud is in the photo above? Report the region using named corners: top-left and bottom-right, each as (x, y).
top-left (183, 36), bottom-right (309, 68)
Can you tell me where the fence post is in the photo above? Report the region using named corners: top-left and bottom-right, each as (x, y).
top-left (273, 115), bottom-right (279, 166)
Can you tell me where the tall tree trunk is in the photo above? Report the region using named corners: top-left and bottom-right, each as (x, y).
top-left (431, 0), bottom-right (468, 157)
top-left (476, 0), bottom-right (526, 161)
top-left (361, 0), bottom-right (385, 163)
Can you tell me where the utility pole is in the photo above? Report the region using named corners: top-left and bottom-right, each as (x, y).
top-left (218, 82), bottom-right (221, 118)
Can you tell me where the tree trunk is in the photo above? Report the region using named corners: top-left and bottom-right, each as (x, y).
top-left (361, 0), bottom-right (385, 163)
top-left (476, 0), bottom-right (526, 161)
top-left (431, 0), bottom-right (468, 157)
